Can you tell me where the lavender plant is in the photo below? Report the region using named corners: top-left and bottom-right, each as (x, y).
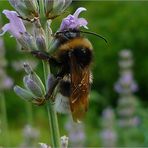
top-left (100, 107), bottom-right (117, 147)
top-left (0, 0), bottom-right (90, 147)
top-left (115, 49), bottom-right (140, 128)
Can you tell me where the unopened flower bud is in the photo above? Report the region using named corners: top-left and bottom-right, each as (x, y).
top-left (18, 32), bottom-right (37, 51)
top-left (23, 63), bottom-right (33, 74)
top-left (34, 20), bottom-right (47, 51)
top-left (36, 35), bottom-right (46, 50)
top-left (44, 0), bottom-right (53, 16)
top-left (29, 73), bottom-right (46, 95)
top-left (14, 85), bottom-right (35, 101)
top-left (14, 63), bottom-right (45, 105)
top-left (39, 143), bottom-right (51, 148)
top-left (45, 0), bottom-right (72, 19)
top-left (23, 76), bottom-right (43, 98)
top-left (8, 0), bottom-right (30, 18)
top-left (23, 0), bottom-right (39, 15)
top-left (23, 63), bottom-right (46, 94)
top-left (46, 74), bottom-right (56, 91)
top-left (8, 0), bottom-right (39, 20)
top-left (61, 135), bottom-right (69, 148)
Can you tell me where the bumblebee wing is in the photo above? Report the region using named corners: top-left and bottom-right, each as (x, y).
top-left (70, 53), bottom-right (90, 122)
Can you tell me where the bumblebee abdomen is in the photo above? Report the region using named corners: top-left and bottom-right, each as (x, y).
top-left (72, 47), bottom-right (93, 67)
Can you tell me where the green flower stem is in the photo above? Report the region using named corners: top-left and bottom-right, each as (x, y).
top-left (39, 0), bottom-right (46, 26)
top-left (46, 100), bottom-right (61, 147)
top-left (39, 1), bottom-right (60, 147)
top-left (0, 92), bottom-right (10, 147)
top-left (39, 0), bottom-right (45, 18)
top-left (42, 61), bottom-right (50, 84)
top-left (42, 61), bottom-right (61, 148)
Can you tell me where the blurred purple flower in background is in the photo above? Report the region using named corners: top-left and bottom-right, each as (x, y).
top-left (65, 117), bottom-right (85, 147)
top-left (100, 107), bottom-right (117, 147)
top-left (20, 124), bottom-right (39, 148)
top-left (3, 77), bottom-right (13, 89)
top-left (114, 49), bottom-right (138, 95)
top-left (114, 72), bottom-right (138, 94)
top-left (115, 49), bottom-right (140, 128)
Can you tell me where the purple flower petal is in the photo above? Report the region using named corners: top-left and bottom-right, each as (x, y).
top-left (73, 7), bottom-right (87, 18)
top-left (1, 10), bottom-right (26, 38)
top-left (77, 18), bottom-right (88, 29)
top-left (59, 7), bottom-right (88, 31)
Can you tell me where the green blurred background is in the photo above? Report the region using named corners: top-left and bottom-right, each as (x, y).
top-left (0, 0), bottom-right (148, 147)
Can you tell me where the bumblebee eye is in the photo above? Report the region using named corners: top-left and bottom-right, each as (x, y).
top-left (64, 31), bottom-right (77, 39)
top-left (55, 32), bottom-right (62, 37)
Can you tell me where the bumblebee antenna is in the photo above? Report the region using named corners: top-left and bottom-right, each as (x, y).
top-left (78, 30), bottom-right (108, 44)
top-left (56, 30), bottom-right (107, 44)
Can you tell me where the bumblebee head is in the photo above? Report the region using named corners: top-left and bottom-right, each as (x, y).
top-left (48, 29), bottom-right (81, 53)
top-left (55, 29), bottom-right (81, 42)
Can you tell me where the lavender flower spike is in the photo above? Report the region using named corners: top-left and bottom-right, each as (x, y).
top-left (0, 10), bottom-right (26, 38)
top-left (59, 7), bottom-right (88, 31)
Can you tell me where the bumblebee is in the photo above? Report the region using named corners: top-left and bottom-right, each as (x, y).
top-left (32, 29), bottom-right (106, 122)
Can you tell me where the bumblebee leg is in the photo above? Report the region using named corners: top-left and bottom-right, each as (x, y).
top-left (45, 77), bottom-right (62, 100)
top-left (31, 51), bottom-right (50, 60)
top-left (31, 51), bottom-right (61, 66)
top-left (45, 68), bottom-right (67, 100)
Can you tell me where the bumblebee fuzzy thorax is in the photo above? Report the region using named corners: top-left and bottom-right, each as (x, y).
top-left (59, 37), bottom-right (93, 52)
